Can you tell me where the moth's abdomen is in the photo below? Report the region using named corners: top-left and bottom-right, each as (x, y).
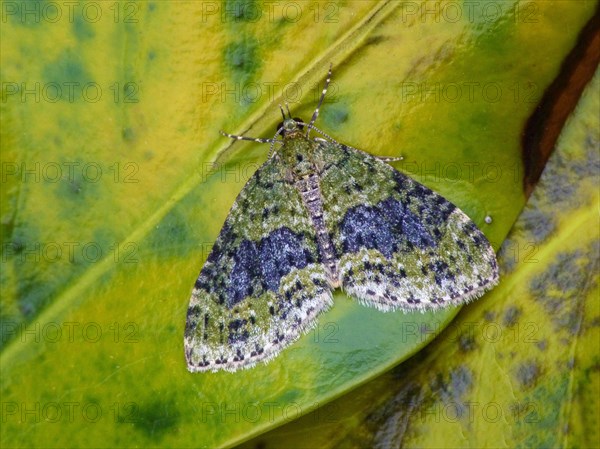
top-left (295, 174), bottom-right (339, 286)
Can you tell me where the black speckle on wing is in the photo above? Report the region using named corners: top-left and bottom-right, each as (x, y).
top-left (392, 171), bottom-right (456, 228)
top-left (228, 318), bottom-right (249, 344)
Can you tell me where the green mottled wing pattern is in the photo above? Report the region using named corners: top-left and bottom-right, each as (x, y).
top-left (318, 142), bottom-right (499, 311)
top-left (185, 157), bottom-right (333, 372)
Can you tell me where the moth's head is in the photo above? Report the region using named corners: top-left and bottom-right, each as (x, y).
top-left (277, 117), bottom-right (304, 137)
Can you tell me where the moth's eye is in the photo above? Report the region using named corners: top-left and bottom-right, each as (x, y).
top-left (276, 121), bottom-right (284, 132)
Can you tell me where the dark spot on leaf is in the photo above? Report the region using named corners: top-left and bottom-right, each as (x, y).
top-left (122, 127), bottom-right (136, 142)
top-left (72, 15), bottom-right (95, 40)
top-left (129, 399), bottom-right (180, 438)
top-left (515, 360), bottom-right (541, 389)
top-left (503, 306), bottom-right (521, 327)
top-left (458, 333), bottom-right (477, 353)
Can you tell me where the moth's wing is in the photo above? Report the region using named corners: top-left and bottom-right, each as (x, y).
top-left (185, 157), bottom-right (332, 372)
top-left (318, 143), bottom-right (498, 311)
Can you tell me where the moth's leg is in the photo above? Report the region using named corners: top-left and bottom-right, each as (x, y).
top-left (220, 130), bottom-right (274, 144)
top-left (376, 155), bottom-right (403, 162)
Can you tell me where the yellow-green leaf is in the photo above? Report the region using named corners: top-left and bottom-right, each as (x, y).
top-left (0, 1), bottom-right (596, 448)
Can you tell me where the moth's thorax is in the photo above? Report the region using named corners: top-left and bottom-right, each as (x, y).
top-left (278, 133), bottom-right (320, 178)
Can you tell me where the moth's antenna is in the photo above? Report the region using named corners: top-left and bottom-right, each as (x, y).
top-left (307, 63), bottom-right (333, 136)
top-left (285, 102), bottom-right (292, 119)
top-left (279, 104), bottom-right (286, 121)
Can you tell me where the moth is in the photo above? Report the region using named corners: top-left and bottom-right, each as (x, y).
top-left (185, 66), bottom-right (498, 372)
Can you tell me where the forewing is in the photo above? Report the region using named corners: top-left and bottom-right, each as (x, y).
top-left (185, 157), bottom-right (332, 372)
top-left (318, 143), bottom-right (498, 311)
